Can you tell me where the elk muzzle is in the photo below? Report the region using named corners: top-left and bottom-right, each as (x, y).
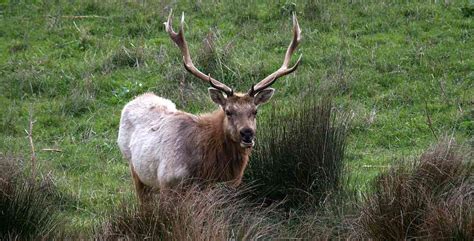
top-left (239, 128), bottom-right (255, 148)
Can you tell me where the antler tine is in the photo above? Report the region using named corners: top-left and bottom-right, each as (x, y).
top-left (248, 13), bottom-right (302, 96)
top-left (164, 10), bottom-right (233, 96)
top-left (208, 74), bottom-right (233, 96)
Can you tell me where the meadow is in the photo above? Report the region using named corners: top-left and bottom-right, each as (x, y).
top-left (0, 0), bottom-right (472, 239)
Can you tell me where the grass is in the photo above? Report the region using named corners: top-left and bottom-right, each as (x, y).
top-left (97, 185), bottom-right (282, 240)
top-left (246, 96), bottom-right (350, 208)
top-left (0, 0), bottom-right (472, 235)
top-left (357, 138), bottom-right (473, 240)
top-left (0, 156), bottom-right (63, 239)
top-left (95, 139), bottom-right (472, 239)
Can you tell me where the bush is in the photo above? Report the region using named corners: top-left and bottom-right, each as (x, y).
top-left (358, 139), bottom-right (474, 240)
top-left (0, 156), bottom-right (62, 239)
top-left (245, 96), bottom-right (351, 208)
top-left (98, 185), bottom-right (281, 240)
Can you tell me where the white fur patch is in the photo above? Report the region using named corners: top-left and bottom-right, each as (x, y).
top-left (118, 93), bottom-right (188, 188)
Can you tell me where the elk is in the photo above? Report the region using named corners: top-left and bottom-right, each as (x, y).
top-left (117, 10), bottom-right (302, 203)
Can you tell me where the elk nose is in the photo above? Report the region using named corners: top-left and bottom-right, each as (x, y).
top-left (240, 128), bottom-right (254, 142)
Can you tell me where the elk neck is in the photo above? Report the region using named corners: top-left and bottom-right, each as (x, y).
top-left (192, 108), bottom-right (251, 184)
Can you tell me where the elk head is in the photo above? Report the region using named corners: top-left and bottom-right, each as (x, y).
top-left (165, 10), bottom-right (302, 148)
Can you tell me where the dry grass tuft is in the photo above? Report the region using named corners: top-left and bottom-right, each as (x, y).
top-left (101, 45), bottom-right (155, 73)
top-left (0, 156), bottom-right (62, 239)
top-left (98, 185), bottom-right (282, 240)
top-left (358, 139), bottom-right (473, 240)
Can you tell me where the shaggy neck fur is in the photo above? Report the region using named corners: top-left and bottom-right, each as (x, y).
top-left (191, 109), bottom-right (251, 186)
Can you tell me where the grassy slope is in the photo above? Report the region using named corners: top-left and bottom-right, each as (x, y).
top-left (1, 0), bottom-right (472, 230)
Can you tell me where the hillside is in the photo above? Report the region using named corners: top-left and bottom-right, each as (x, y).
top-left (1, 0), bottom-right (472, 230)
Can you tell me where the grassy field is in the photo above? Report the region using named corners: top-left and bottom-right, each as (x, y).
top-left (1, 0), bottom-right (472, 233)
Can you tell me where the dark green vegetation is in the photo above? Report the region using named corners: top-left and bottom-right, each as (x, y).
top-left (246, 98), bottom-right (350, 208)
top-left (0, 157), bottom-right (62, 239)
top-left (0, 0), bottom-right (472, 238)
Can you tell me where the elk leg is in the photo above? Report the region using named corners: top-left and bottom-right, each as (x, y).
top-left (129, 163), bottom-right (152, 204)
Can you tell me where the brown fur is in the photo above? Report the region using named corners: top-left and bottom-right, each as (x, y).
top-left (190, 108), bottom-right (251, 186)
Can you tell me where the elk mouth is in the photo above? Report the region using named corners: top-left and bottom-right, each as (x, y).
top-left (240, 140), bottom-right (254, 148)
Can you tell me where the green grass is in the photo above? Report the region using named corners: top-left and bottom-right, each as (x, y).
top-left (1, 0), bottom-right (472, 232)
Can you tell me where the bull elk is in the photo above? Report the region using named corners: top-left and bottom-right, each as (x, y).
top-left (117, 10), bottom-right (302, 202)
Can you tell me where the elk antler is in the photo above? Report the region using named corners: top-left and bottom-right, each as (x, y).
top-left (248, 13), bottom-right (302, 96)
top-left (164, 10), bottom-right (233, 96)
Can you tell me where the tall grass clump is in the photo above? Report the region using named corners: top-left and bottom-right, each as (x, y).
top-left (98, 185), bottom-right (281, 240)
top-left (358, 139), bottom-right (473, 240)
top-left (196, 29), bottom-right (236, 83)
top-left (0, 156), bottom-right (62, 239)
top-left (286, 207), bottom-right (358, 239)
top-left (246, 96), bottom-right (351, 208)
top-left (101, 44), bottom-right (156, 73)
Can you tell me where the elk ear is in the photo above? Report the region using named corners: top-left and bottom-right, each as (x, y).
top-left (254, 88), bottom-right (275, 105)
top-left (208, 87), bottom-right (227, 106)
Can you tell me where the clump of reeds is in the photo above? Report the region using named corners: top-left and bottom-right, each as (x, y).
top-left (246, 96), bottom-right (351, 208)
top-left (358, 139), bottom-right (473, 240)
top-left (0, 156), bottom-right (61, 239)
top-left (98, 184), bottom-right (282, 240)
